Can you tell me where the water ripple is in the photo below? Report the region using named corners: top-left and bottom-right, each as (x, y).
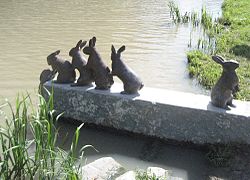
top-left (0, 0), bottom-right (223, 100)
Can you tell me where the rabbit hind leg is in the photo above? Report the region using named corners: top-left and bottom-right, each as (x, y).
top-left (227, 95), bottom-right (236, 107)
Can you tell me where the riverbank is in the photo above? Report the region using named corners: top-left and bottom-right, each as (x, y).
top-left (187, 0), bottom-right (250, 101)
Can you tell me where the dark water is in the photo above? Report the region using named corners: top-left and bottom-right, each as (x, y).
top-left (56, 120), bottom-right (208, 180)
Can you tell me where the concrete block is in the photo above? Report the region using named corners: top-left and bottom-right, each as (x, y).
top-left (146, 167), bottom-right (183, 180)
top-left (43, 81), bottom-right (250, 144)
top-left (116, 171), bottom-right (136, 180)
top-left (147, 167), bottom-right (169, 179)
top-left (81, 157), bottom-right (126, 180)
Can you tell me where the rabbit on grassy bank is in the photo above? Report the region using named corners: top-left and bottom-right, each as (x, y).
top-left (111, 45), bottom-right (143, 94)
top-left (83, 37), bottom-right (114, 90)
top-left (211, 55), bottom-right (239, 109)
top-left (47, 50), bottom-right (76, 83)
top-left (69, 40), bottom-right (94, 86)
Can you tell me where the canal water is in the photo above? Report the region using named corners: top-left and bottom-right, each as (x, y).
top-left (0, 0), bottom-right (223, 179)
top-left (56, 120), bottom-right (208, 180)
top-left (0, 0), bottom-right (222, 102)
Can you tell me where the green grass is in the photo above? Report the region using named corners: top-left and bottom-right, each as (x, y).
top-left (217, 0), bottom-right (250, 57)
top-left (0, 91), bottom-right (92, 179)
top-left (187, 50), bottom-right (250, 101)
top-left (169, 0), bottom-right (250, 101)
top-left (187, 51), bottom-right (221, 89)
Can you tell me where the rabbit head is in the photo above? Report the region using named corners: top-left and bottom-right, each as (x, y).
top-left (40, 69), bottom-right (55, 84)
top-left (69, 40), bottom-right (87, 57)
top-left (212, 55), bottom-right (239, 71)
top-left (106, 67), bottom-right (114, 86)
top-left (111, 45), bottom-right (125, 61)
top-left (47, 50), bottom-right (60, 65)
top-left (83, 37), bottom-right (96, 55)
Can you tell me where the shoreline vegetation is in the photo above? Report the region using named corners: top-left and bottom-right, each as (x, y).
top-left (0, 93), bottom-right (91, 179)
top-left (169, 0), bottom-right (250, 101)
top-left (0, 93), bottom-right (174, 179)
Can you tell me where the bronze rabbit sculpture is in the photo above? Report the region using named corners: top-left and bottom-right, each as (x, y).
top-left (111, 45), bottom-right (144, 94)
top-left (47, 50), bottom-right (76, 83)
top-left (69, 40), bottom-right (94, 86)
top-left (39, 69), bottom-right (55, 85)
top-left (83, 37), bottom-right (114, 90)
top-left (211, 55), bottom-right (239, 109)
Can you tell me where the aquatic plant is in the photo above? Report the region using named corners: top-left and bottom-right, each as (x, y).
top-left (169, 0), bottom-right (250, 101)
top-left (0, 91), bottom-right (92, 179)
top-left (168, 1), bottom-right (223, 55)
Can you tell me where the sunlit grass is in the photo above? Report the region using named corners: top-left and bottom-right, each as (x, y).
top-left (0, 90), bottom-right (92, 179)
top-left (169, 0), bottom-right (250, 101)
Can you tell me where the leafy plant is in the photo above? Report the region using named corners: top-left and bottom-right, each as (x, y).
top-left (0, 91), bottom-right (93, 179)
top-left (169, 0), bottom-right (250, 100)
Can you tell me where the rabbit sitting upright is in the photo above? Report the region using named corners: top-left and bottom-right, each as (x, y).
top-left (39, 68), bottom-right (56, 95)
top-left (69, 40), bottom-right (94, 86)
top-left (211, 55), bottom-right (239, 109)
top-left (83, 37), bottom-right (114, 90)
top-left (39, 69), bottom-right (55, 85)
top-left (111, 45), bottom-right (144, 94)
top-left (47, 50), bottom-right (76, 83)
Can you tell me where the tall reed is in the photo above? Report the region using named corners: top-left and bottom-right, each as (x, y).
top-left (0, 90), bottom-right (91, 179)
top-left (168, 1), bottom-right (223, 54)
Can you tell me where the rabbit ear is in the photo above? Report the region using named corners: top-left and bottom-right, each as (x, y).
top-left (76, 40), bottom-right (82, 48)
top-left (89, 38), bottom-right (92, 47)
top-left (215, 55), bottom-right (225, 62)
top-left (55, 50), bottom-right (60, 55)
top-left (212, 55), bottom-right (224, 65)
top-left (92, 37), bottom-right (96, 47)
top-left (118, 45), bottom-right (125, 53)
top-left (111, 45), bottom-right (116, 54)
top-left (80, 41), bottom-right (87, 49)
top-left (106, 67), bottom-right (111, 73)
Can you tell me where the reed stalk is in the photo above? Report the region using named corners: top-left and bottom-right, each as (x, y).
top-left (0, 90), bottom-right (91, 179)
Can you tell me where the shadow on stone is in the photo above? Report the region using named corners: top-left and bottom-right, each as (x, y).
top-left (207, 101), bottom-right (228, 112)
top-left (230, 44), bottom-right (250, 59)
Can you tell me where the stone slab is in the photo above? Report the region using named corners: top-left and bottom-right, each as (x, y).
top-left (147, 167), bottom-right (169, 179)
top-left (146, 167), bottom-right (183, 180)
top-left (116, 171), bottom-right (136, 180)
top-left (116, 168), bottom-right (183, 180)
top-left (43, 81), bottom-right (250, 144)
top-left (81, 157), bottom-right (126, 180)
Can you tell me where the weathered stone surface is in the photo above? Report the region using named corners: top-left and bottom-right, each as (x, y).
top-left (147, 167), bottom-right (169, 179)
top-left (81, 157), bottom-right (126, 180)
top-left (116, 171), bottom-right (136, 180)
top-left (116, 168), bottom-right (183, 180)
top-left (146, 167), bottom-right (183, 180)
top-left (43, 81), bottom-right (250, 144)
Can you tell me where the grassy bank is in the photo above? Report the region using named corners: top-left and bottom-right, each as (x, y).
top-left (0, 93), bottom-right (91, 179)
top-left (171, 0), bottom-right (250, 100)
